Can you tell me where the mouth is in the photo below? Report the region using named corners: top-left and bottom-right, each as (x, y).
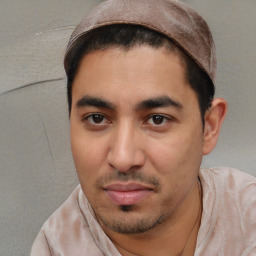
top-left (104, 183), bottom-right (153, 206)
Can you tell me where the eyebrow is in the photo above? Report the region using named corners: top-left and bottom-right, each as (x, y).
top-left (135, 96), bottom-right (183, 111)
top-left (76, 95), bottom-right (183, 112)
top-left (76, 95), bottom-right (114, 110)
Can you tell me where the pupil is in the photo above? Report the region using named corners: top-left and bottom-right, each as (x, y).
top-left (153, 115), bottom-right (163, 125)
top-left (92, 114), bottom-right (103, 123)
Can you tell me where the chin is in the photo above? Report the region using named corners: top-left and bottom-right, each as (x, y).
top-left (96, 205), bottom-right (169, 234)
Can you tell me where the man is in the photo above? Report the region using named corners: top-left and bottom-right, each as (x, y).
top-left (31, 0), bottom-right (256, 255)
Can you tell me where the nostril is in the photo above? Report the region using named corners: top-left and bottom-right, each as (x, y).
top-left (107, 150), bottom-right (146, 173)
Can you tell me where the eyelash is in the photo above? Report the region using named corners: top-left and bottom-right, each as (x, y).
top-left (82, 113), bottom-right (109, 125)
top-left (145, 114), bottom-right (173, 127)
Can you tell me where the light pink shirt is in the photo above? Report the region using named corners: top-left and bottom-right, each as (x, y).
top-left (31, 168), bottom-right (256, 256)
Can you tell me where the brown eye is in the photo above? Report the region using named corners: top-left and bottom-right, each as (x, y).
top-left (146, 114), bottom-right (171, 127)
top-left (86, 114), bottom-right (106, 124)
top-left (152, 115), bottom-right (164, 125)
top-left (92, 114), bottom-right (104, 123)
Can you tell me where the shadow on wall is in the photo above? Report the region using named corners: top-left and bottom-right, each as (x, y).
top-left (0, 28), bottom-right (79, 256)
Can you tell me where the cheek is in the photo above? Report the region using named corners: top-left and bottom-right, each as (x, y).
top-left (147, 133), bottom-right (203, 202)
top-left (146, 128), bottom-right (203, 177)
top-left (70, 126), bottom-right (104, 183)
top-left (146, 135), bottom-right (186, 171)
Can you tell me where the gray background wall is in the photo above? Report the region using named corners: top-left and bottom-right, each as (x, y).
top-left (0, 0), bottom-right (255, 255)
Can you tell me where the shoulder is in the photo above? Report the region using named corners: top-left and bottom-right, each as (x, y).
top-left (42, 185), bottom-right (84, 229)
top-left (200, 166), bottom-right (256, 183)
top-left (200, 167), bottom-right (256, 196)
top-left (198, 167), bottom-right (256, 255)
top-left (200, 167), bottom-right (256, 217)
top-left (31, 186), bottom-right (103, 256)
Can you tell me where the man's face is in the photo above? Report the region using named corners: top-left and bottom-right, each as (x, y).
top-left (70, 45), bottom-right (205, 234)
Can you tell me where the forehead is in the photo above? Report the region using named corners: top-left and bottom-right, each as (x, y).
top-left (72, 45), bottom-right (197, 108)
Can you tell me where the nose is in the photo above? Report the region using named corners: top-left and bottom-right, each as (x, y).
top-left (107, 122), bottom-right (145, 172)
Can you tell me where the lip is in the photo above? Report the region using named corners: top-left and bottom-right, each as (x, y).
top-left (104, 183), bottom-right (153, 206)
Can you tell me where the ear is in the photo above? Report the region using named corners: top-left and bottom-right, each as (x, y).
top-left (203, 98), bottom-right (228, 155)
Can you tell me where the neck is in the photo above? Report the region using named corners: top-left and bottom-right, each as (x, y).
top-left (101, 179), bottom-right (202, 256)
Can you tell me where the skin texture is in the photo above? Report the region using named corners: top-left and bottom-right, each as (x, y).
top-left (70, 46), bottom-right (227, 256)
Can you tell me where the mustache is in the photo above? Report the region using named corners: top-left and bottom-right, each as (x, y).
top-left (96, 169), bottom-right (160, 189)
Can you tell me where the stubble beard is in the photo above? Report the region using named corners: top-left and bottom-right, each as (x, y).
top-left (95, 203), bottom-right (173, 235)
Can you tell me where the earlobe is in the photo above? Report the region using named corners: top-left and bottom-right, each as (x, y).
top-left (203, 98), bottom-right (228, 155)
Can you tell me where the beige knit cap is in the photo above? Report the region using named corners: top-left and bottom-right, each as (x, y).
top-left (64, 0), bottom-right (216, 83)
